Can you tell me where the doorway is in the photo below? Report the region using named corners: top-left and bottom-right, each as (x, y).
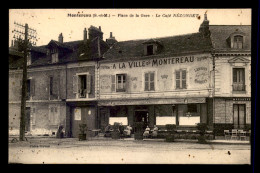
top-left (233, 104), bottom-right (246, 129)
top-left (134, 110), bottom-right (149, 132)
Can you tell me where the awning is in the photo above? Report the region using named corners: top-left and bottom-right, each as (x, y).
top-left (98, 97), bottom-right (206, 106)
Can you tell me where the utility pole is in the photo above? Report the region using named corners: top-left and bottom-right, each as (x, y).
top-left (12, 22), bottom-right (37, 141)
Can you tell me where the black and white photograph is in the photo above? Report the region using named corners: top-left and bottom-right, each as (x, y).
top-left (8, 9), bottom-right (251, 164)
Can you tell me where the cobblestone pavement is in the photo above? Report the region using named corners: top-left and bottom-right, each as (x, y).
top-left (8, 137), bottom-right (251, 164)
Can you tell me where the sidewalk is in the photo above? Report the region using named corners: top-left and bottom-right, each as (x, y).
top-left (9, 135), bottom-right (250, 145)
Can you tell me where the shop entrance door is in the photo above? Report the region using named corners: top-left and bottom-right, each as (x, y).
top-left (134, 111), bottom-right (149, 132)
top-left (233, 104), bottom-right (246, 129)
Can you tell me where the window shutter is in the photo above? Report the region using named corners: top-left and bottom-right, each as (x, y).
top-left (57, 74), bottom-right (60, 98)
top-left (145, 73), bottom-right (149, 91)
top-left (176, 71), bottom-right (180, 89)
top-left (233, 69), bottom-right (237, 83)
top-left (111, 75), bottom-right (116, 92)
top-left (182, 70), bottom-right (186, 89)
top-left (87, 74), bottom-right (91, 94)
top-left (73, 75), bottom-right (78, 94)
top-left (125, 74), bottom-right (128, 92)
top-left (32, 108), bottom-right (36, 125)
top-left (150, 72), bottom-right (155, 91)
top-left (30, 79), bottom-right (35, 96)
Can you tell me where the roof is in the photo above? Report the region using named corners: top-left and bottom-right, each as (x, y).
top-left (9, 47), bottom-right (24, 69)
top-left (29, 38), bottom-right (109, 67)
top-left (103, 32), bottom-right (213, 60)
top-left (209, 25), bottom-right (251, 51)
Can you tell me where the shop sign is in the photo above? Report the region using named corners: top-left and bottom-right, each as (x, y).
top-left (232, 98), bottom-right (251, 101)
top-left (98, 98), bottom-right (206, 106)
top-left (100, 55), bottom-right (209, 70)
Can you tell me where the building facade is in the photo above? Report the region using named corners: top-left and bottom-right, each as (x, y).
top-left (97, 16), bottom-right (214, 131)
top-left (9, 15), bottom-right (251, 137)
top-left (209, 25), bottom-right (251, 131)
top-left (9, 26), bottom-right (110, 137)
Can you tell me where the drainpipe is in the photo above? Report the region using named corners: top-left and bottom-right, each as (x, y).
top-left (212, 48), bottom-right (216, 137)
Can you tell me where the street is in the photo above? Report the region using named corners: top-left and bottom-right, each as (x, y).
top-left (8, 137), bottom-right (251, 164)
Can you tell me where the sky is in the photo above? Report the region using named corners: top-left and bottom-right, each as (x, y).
top-left (9, 9), bottom-right (251, 47)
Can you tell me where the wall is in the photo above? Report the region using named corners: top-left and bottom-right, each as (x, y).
top-left (214, 56), bottom-right (251, 97)
top-left (214, 98), bottom-right (251, 125)
top-left (99, 53), bottom-right (213, 100)
top-left (66, 62), bottom-right (96, 100)
top-left (9, 65), bottom-right (67, 136)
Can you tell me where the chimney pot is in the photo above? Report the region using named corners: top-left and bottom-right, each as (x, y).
top-left (58, 33), bottom-right (63, 43)
top-left (110, 32), bottom-right (113, 38)
top-left (99, 26), bottom-right (101, 31)
top-left (84, 28), bottom-right (87, 41)
top-left (204, 13), bottom-right (207, 21)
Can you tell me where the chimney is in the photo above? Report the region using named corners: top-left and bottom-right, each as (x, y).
top-left (83, 28), bottom-right (87, 41)
top-left (199, 13), bottom-right (210, 37)
top-left (58, 33), bottom-right (63, 43)
top-left (106, 32), bottom-right (117, 47)
top-left (88, 25), bottom-right (103, 40)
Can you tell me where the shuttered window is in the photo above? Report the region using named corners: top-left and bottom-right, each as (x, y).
top-left (176, 69), bottom-right (187, 89)
top-left (116, 74), bottom-right (126, 92)
top-left (49, 106), bottom-right (59, 125)
top-left (73, 74), bottom-right (92, 98)
top-left (233, 35), bottom-right (243, 49)
top-left (144, 72), bottom-right (155, 91)
top-left (233, 68), bottom-right (245, 91)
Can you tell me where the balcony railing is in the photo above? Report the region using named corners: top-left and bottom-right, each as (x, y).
top-left (79, 89), bottom-right (87, 98)
top-left (233, 83), bottom-right (246, 91)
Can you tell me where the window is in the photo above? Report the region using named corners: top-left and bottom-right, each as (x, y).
top-left (79, 75), bottom-right (87, 98)
top-left (49, 106), bottom-right (59, 125)
top-left (49, 76), bottom-right (53, 96)
top-left (176, 70), bottom-right (187, 89)
top-left (233, 35), bottom-right (243, 49)
top-left (144, 72), bottom-right (155, 91)
top-left (187, 104), bottom-right (197, 113)
top-left (233, 68), bottom-right (245, 91)
top-left (116, 74), bottom-right (126, 92)
top-left (27, 53), bottom-right (31, 66)
top-left (73, 74), bottom-right (92, 98)
top-left (51, 53), bottom-right (58, 63)
top-left (147, 45), bottom-right (154, 55)
top-left (233, 104), bottom-right (246, 129)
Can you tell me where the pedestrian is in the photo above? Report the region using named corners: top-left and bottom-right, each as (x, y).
top-left (56, 125), bottom-right (64, 138)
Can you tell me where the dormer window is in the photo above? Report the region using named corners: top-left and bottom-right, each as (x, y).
top-left (147, 45), bottom-right (154, 55)
top-left (51, 48), bottom-right (58, 63)
top-left (27, 52), bottom-right (31, 66)
top-left (142, 39), bottom-right (162, 56)
top-left (233, 35), bottom-right (243, 49)
top-left (227, 30), bottom-right (245, 49)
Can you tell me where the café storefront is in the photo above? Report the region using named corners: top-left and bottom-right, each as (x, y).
top-left (98, 97), bottom-right (211, 132)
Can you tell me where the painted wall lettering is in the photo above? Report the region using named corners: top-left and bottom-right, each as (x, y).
top-left (194, 67), bottom-right (208, 84)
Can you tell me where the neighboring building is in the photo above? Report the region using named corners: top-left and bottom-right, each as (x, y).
top-left (9, 26), bottom-right (110, 137)
top-left (209, 24), bottom-right (251, 131)
top-left (97, 15), bottom-right (214, 131)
